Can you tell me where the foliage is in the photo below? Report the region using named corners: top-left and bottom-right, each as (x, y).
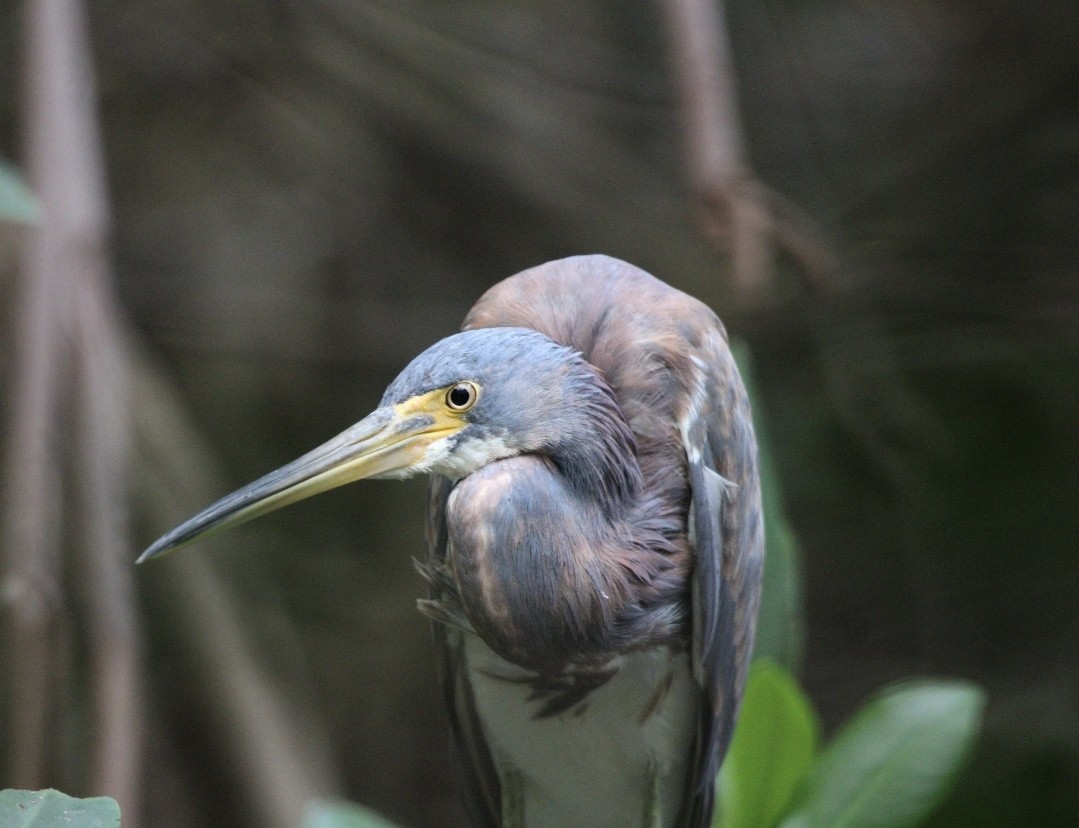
top-left (716, 663), bottom-right (986, 828)
top-left (0, 160), bottom-right (40, 224)
top-left (779, 680), bottom-right (986, 828)
top-left (734, 340), bottom-right (804, 671)
top-left (303, 800), bottom-right (402, 828)
top-left (0, 789), bottom-right (120, 828)
top-left (721, 343), bottom-right (986, 826)
top-left (719, 661), bottom-right (820, 828)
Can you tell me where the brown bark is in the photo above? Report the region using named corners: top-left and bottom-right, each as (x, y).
top-left (2, 0), bottom-right (143, 819)
top-left (660, 0), bottom-right (835, 294)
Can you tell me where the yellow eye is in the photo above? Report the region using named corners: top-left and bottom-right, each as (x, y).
top-left (445, 382), bottom-right (479, 411)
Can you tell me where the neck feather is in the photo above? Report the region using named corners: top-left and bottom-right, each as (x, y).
top-left (547, 370), bottom-right (642, 515)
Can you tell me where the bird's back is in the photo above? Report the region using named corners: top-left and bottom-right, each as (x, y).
top-left (464, 254), bottom-right (726, 520)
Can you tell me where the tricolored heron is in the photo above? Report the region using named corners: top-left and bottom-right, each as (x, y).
top-left (140, 255), bottom-right (763, 828)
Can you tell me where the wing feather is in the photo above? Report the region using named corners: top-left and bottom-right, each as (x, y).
top-left (681, 333), bottom-right (764, 826)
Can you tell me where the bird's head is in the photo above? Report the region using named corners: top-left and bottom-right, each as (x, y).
top-left (376, 327), bottom-right (581, 480)
top-left (138, 327), bottom-right (636, 562)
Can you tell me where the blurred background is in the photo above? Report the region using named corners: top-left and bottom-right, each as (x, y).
top-left (1, 1), bottom-right (1077, 826)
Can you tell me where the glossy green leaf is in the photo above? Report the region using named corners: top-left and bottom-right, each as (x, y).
top-left (303, 800), bottom-right (403, 828)
top-left (779, 681), bottom-right (986, 828)
top-left (717, 660), bottom-right (819, 828)
top-left (0, 160), bottom-right (41, 224)
top-left (733, 341), bottom-right (804, 671)
top-left (0, 789), bottom-right (120, 827)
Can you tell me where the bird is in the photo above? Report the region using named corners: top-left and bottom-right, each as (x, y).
top-left (140, 254), bottom-right (763, 828)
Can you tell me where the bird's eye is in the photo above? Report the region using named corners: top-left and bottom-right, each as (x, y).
top-left (446, 382), bottom-right (478, 411)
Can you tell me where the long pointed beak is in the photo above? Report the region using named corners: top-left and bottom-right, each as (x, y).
top-left (138, 404), bottom-right (457, 563)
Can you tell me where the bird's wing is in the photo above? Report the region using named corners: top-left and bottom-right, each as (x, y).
top-left (681, 332), bottom-right (764, 826)
top-left (425, 473), bottom-right (502, 828)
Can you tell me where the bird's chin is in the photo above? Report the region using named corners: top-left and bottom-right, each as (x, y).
top-left (426, 434), bottom-right (519, 482)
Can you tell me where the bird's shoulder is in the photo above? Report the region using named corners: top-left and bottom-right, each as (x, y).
top-left (463, 255), bottom-right (728, 457)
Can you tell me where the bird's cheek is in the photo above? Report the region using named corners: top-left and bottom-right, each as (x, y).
top-left (432, 434), bottom-right (519, 480)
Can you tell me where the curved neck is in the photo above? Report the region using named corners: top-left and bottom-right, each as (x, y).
top-left (545, 380), bottom-right (642, 516)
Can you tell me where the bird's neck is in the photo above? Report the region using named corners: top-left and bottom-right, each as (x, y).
top-left (445, 455), bottom-right (666, 677)
top-left (545, 378), bottom-right (643, 516)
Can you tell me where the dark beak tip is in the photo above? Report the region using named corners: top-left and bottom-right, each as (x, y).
top-left (136, 535), bottom-right (180, 564)
top-left (132, 404), bottom-right (407, 568)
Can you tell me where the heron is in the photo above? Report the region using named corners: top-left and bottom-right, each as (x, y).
top-left (140, 254), bottom-right (763, 828)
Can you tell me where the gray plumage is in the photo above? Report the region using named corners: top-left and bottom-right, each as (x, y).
top-left (139, 254), bottom-right (763, 828)
top-left (421, 255), bottom-right (763, 828)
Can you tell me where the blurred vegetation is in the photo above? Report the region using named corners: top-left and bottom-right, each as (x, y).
top-left (719, 663), bottom-right (818, 828)
top-left (303, 801), bottom-right (403, 828)
top-left (0, 161), bottom-right (39, 224)
top-left (292, 663), bottom-right (985, 828)
top-left (1, 1), bottom-right (1076, 827)
top-left (736, 343), bottom-right (804, 673)
top-left (772, 677), bottom-right (983, 828)
top-left (0, 789), bottom-right (120, 827)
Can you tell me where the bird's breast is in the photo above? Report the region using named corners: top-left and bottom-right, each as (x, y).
top-left (445, 456), bottom-right (628, 674)
top-left (459, 631), bottom-right (699, 828)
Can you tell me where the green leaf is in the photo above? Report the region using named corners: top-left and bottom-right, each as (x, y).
top-left (303, 799), bottom-right (403, 828)
top-left (733, 341), bottom-right (805, 671)
top-left (717, 660), bottom-right (819, 828)
top-left (779, 681), bottom-right (986, 828)
top-left (0, 160), bottom-right (41, 224)
top-left (0, 789), bottom-right (120, 827)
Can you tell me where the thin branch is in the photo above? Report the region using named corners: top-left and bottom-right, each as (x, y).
top-left (76, 286), bottom-right (143, 814)
top-left (47, 0), bottom-right (146, 812)
top-left (42, 0), bottom-right (145, 809)
top-left (1, 0), bottom-right (83, 788)
top-left (2, 0), bottom-right (145, 817)
top-left (660, 0), bottom-right (836, 294)
top-left (0, 244), bottom-right (65, 789)
top-left (661, 0), bottom-right (749, 188)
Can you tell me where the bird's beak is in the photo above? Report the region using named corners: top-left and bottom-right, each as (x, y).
top-left (137, 396), bottom-right (464, 563)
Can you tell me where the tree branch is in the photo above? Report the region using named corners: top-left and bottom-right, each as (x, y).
top-left (660, 0), bottom-right (836, 294)
top-left (1, 0), bottom-right (81, 789)
top-left (1, 1), bottom-right (144, 819)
